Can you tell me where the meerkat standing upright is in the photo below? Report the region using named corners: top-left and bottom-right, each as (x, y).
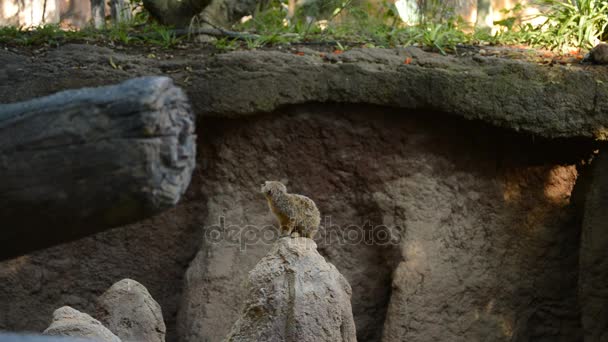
top-left (261, 181), bottom-right (320, 239)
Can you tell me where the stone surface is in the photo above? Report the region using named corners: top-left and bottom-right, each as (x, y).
top-left (1, 45), bottom-right (608, 139)
top-left (194, 48), bottom-right (608, 140)
top-left (42, 306), bottom-right (120, 342)
top-left (177, 107), bottom-right (588, 342)
top-left (578, 151), bottom-right (608, 342)
top-left (379, 163), bottom-right (582, 342)
top-left (97, 279), bottom-right (166, 342)
top-left (0, 334), bottom-right (91, 342)
top-left (0, 44), bottom-right (601, 342)
top-left (224, 237), bottom-right (356, 342)
top-left (0, 201), bottom-right (203, 342)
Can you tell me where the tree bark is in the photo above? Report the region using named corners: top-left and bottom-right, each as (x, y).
top-left (0, 76), bottom-right (196, 260)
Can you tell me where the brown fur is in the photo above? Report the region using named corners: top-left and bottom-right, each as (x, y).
top-left (584, 43), bottom-right (608, 64)
top-left (261, 181), bottom-right (321, 239)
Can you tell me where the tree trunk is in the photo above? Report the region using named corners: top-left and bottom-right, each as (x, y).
top-left (0, 76), bottom-right (196, 260)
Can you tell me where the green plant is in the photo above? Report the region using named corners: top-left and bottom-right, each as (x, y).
top-left (0, 26), bottom-right (26, 44)
top-left (108, 23), bottom-right (139, 44)
top-left (146, 23), bottom-right (182, 47)
top-left (416, 22), bottom-right (467, 54)
top-left (0, 24), bottom-right (85, 46)
top-left (532, 0), bottom-right (608, 50)
top-left (214, 37), bottom-right (240, 51)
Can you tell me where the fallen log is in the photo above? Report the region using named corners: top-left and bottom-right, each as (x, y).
top-left (0, 76), bottom-right (196, 260)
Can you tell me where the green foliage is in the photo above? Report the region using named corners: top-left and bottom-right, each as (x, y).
top-left (529, 0), bottom-right (608, 50)
top-left (0, 0), bottom-right (183, 48)
top-left (0, 24), bottom-right (89, 46)
top-left (417, 22), bottom-right (467, 54)
top-left (108, 23), bottom-right (139, 44)
top-left (146, 23), bottom-right (182, 47)
top-left (214, 37), bottom-right (240, 51)
top-left (0, 21), bottom-right (182, 48)
top-left (1, 0), bottom-right (606, 54)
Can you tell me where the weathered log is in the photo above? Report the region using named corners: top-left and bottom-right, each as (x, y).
top-left (0, 76), bottom-right (196, 260)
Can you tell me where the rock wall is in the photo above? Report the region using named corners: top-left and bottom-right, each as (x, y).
top-left (175, 106), bottom-right (590, 342)
top-left (0, 45), bottom-right (604, 342)
top-left (0, 103), bottom-right (595, 342)
top-left (578, 151), bottom-right (608, 342)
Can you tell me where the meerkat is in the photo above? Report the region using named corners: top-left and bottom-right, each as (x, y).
top-left (582, 43), bottom-right (608, 64)
top-left (261, 181), bottom-right (320, 239)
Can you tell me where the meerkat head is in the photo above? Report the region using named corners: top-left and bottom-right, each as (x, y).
top-left (261, 181), bottom-right (287, 197)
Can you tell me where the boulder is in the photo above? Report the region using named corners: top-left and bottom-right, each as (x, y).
top-left (97, 279), bottom-right (166, 342)
top-left (224, 237), bottom-right (357, 342)
top-left (42, 306), bottom-right (121, 342)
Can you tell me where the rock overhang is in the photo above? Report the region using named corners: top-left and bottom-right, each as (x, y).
top-left (194, 47), bottom-right (608, 140)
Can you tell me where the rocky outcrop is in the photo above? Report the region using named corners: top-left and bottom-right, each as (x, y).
top-left (41, 281), bottom-right (167, 342)
top-left (1, 45), bottom-right (608, 139)
top-left (224, 237), bottom-right (356, 342)
top-left (97, 279), bottom-right (166, 342)
top-left (194, 48), bottom-right (608, 140)
top-left (0, 44), bottom-right (603, 341)
top-left (42, 306), bottom-right (121, 342)
top-left (177, 108), bottom-right (588, 342)
top-left (579, 151), bottom-right (608, 342)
